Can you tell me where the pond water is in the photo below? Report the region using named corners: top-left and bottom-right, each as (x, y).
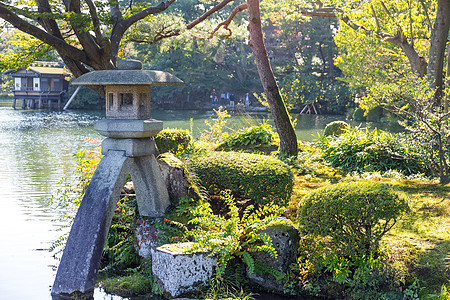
top-left (0, 107), bottom-right (401, 299)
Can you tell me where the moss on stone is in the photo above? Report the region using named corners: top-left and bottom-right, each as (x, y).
top-left (158, 242), bottom-right (207, 254)
top-left (100, 274), bottom-right (152, 297)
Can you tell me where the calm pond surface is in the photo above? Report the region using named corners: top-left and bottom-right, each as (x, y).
top-left (0, 107), bottom-right (401, 299)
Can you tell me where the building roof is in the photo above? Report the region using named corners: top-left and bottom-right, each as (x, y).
top-left (29, 67), bottom-right (70, 75)
top-left (5, 67), bottom-right (70, 77)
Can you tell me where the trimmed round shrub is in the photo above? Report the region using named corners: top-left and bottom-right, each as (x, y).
top-left (323, 121), bottom-right (350, 137)
top-left (185, 151), bottom-right (293, 206)
top-left (154, 128), bottom-right (192, 154)
top-left (297, 181), bottom-right (409, 257)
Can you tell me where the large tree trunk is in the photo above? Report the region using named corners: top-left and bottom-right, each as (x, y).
top-left (427, 0), bottom-right (450, 102)
top-left (247, 0), bottom-right (298, 156)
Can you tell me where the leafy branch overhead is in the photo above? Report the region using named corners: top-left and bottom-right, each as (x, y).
top-left (298, 1), bottom-right (429, 77)
top-left (0, 0), bottom-right (177, 75)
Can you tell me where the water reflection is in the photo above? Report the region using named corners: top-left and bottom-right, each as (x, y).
top-left (0, 108), bottom-right (102, 299)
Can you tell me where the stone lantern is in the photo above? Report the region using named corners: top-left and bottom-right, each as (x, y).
top-left (52, 60), bottom-right (183, 297)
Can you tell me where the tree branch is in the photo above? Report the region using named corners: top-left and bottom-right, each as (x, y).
top-left (369, 4), bottom-right (381, 34)
top-left (0, 3), bottom-right (88, 63)
top-left (418, 0), bottom-right (432, 31)
top-left (186, 0), bottom-right (234, 30)
top-left (209, 3), bottom-right (247, 39)
top-left (108, 0), bottom-right (176, 66)
top-left (64, 0), bottom-right (104, 64)
top-left (85, 0), bottom-right (109, 48)
top-left (121, 0), bottom-right (176, 30)
top-left (300, 5), bottom-right (427, 77)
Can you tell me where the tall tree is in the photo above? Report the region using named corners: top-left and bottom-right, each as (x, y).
top-left (185, 0), bottom-right (298, 156)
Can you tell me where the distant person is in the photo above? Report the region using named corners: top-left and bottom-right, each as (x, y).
top-left (245, 93), bottom-right (250, 109)
top-left (210, 89), bottom-right (217, 104)
top-left (229, 94), bottom-right (235, 107)
top-left (220, 92), bottom-right (226, 105)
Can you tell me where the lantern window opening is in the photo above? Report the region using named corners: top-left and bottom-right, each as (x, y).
top-left (120, 93), bottom-right (134, 108)
top-left (139, 93), bottom-right (149, 107)
top-left (107, 93), bottom-right (114, 113)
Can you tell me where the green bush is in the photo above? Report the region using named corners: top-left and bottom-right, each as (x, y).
top-left (185, 151), bottom-right (293, 206)
top-left (366, 106), bottom-right (383, 122)
top-left (317, 127), bottom-right (427, 176)
top-left (154, 128), bottom-right (192, 154)
top-left (222, 122), bottom-right (274, 147)
top-left (323, 121), bottom-right (350, 137)
top-left (297, 181), bottom-right (409, 257)
top-left (297, 243), bottom-right (404, 299)
top-left (353, 107), bottom-right (366, 121)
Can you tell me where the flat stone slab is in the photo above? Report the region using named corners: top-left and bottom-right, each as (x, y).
top-left (101, 138), bottom-right (157, 157)
top-left (94, 119), bottom-right (163, 138)
top-left (151, 242), bottom-right (217, 298)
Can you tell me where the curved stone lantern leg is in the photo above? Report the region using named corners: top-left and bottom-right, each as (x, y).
top-left (52, 150), bottom-right (131, 295)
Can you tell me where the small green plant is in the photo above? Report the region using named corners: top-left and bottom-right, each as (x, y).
top-left (185, 151), bottom-right (293, 206)
top-left (298, 181), bottom-right (409, 257)
top-left (222, 121), bottom-right (274, 147)
top-left (50, 142), bottom-right (102, 252)
top-left (317, 127), bottom-right (427, 176)
top-left (297, 236), bottom-right (405, 299)
top-left (323, 120), bottom-right (350, 137)
top-left (186, 192), bottom-right (285, 278)
top-left (201, 106), bottom-right (230, 142)
top-left (154, 128), bottom-right (192, 154)
top-left (103, 197), bottom-right (141, 269)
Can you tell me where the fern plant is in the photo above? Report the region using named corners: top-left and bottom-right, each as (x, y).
top-left (186, 192), bottom-right (284, 277)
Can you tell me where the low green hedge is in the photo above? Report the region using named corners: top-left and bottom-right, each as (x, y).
top-left (297, 181), bottom-right (409, 257)
top-left (154, 128), bottom-right (192, 154)
top-left (185, 151), bottom-right (293, 206)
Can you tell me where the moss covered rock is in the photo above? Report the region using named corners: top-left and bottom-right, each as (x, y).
top-left (247, 218), bottom-right (300, 293)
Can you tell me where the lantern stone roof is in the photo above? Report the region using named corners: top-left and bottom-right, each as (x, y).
top-left (71, 70), bottom-right (183, 86)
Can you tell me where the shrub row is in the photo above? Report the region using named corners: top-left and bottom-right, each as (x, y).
top-left (185, 151), bottom-right (293, 206)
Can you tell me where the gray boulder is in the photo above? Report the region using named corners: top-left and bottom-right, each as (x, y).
top-left (247, 218), bottom-right (300, 293)
top-left (157, 153), bottom-right (201, 204)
